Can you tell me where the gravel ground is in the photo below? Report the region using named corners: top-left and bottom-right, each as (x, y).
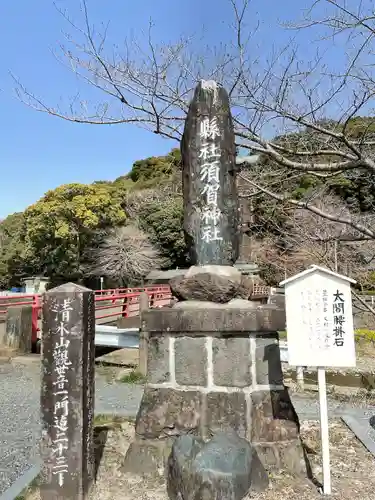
top-left (0, 360), bottom-right (40, 495)
top-left (0, 356), bottom-right (374, 495)
top-left (0, 358), bottom-right (143, 495)
top-left (26, 419), bottom-right (375, 500)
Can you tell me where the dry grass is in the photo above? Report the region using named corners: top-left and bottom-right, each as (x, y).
top-left (252, 420), bottom-right (375, 499)
top-left (25, 419), bottom-right (375, 500)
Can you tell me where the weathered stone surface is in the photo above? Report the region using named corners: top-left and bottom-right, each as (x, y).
top-left (206, 393), bottom-right (248, 438)
top-left (235, 275), bottom-right (257, 299)
top-left (40, 283), bottom-right (95, 499)
top-left (135, 388), bottom-right (202, 439)
top-left (251, 389), bottom-right (300, 443)
top-left (175, 337), bottom-right (207, 386)
top-left (167, 432), bottom-right (269, 500)
top-left (254, 440), bottom-right (307, 475)
top-left (122, 437), bottom-right (173, 474)
top-left (173, 298), bottom-right (257, 309)
top-left (268, 293), bottom-right (285, 310)
top-left (227, 298), bottom-right (258, 308)
top-left (170, 273), bottom-right (239, 303)
top-left (212, 338), bottom-right (251, 387)
top-left (117, 315), bottom-right (142, 329)
top-left (234, 261), bottom-right (260, 276)
top-left (0, 319), bottom-right (5, 345)
top-left (146, 268), bottom-right (187, 284)
top-left (173, 300), bottom-right (223, 309)
top-left (4, 306), bottom-right (33, 352)
top-left (185, 265), bottom-right (242, 283)
top-left (142, 306), bottom-right (286, 333)
top-left (255, 334), bottom-right (283, 386)
top-left (147, 335), bottom-right (170, 384)
top-left (181, 80), bottom-right (239, 266)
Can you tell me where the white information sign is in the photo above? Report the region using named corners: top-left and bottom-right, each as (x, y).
top-left (280, 265), bottom-right (356, 368)
top-left (280, 264), bottom-right (357, 496)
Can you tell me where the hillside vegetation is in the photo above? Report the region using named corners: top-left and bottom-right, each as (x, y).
top-left (1, 118), bottom-right (375, 289)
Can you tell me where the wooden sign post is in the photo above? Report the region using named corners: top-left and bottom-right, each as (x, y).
top-left (280, 265), bottom-right (356, 495)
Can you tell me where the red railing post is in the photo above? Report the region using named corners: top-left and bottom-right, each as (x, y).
top-left (149, 292), bottom-right (155, 309)
top-left (93, 286), bottom-right (171, 321)
top-left (122, 295), bottom-right (129, 318)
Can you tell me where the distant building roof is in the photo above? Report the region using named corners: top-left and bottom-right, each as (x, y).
top-left (22, 276), bottom-right (49, 281)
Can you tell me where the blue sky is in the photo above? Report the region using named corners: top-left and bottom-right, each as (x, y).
top-left (0, 0), bottom-right (340, 218)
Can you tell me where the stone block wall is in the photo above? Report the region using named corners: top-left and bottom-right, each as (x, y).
top-left (124, 308), bottom-right (306, 475)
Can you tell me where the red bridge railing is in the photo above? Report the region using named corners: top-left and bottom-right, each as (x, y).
top-left (0, 285), bottom-right (171, 345)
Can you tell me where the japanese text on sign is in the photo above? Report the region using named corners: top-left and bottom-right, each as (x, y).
top-left (51, 298), bottom-right (73, 487)
top-left (282, 268), bottom-right (356, 368)
top-left (199, 117), bottom-right (222, 243)
top-left (333, 289), bottom-right (345, 347)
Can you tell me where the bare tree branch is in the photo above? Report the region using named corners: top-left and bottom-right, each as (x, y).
top-left (10, 0), bottom-right (375, 252)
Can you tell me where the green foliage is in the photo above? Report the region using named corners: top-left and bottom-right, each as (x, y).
top-left (3, 115), bottom-right (375, 289)
top-left (118, 370), bottom-right (146, 384)
top-left (137, 195), bottom-right (189, 269)
top-left (276, 117), bottom-right (375, 212)
top-left (21, 183), bottom-right (126, 284)
top-left (354, 329), bottom-right (375, 343)
top-left (279, 329), bottom-right (375, 344)
top-left (343, 116), bottom-right (375, 139)
top-left (291, 175), bottom-right (320, 200)
top-left (0, 148), bottom-right (185, 288)
top-left (128, 148), bottom-right (181, 186)
top-left (0, 212), bottom-right (29, 288)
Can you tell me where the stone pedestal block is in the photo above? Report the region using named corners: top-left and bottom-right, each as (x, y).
top-left (251, 389), bottom-right (300, 442)
top-left (135, 388), bottom-right (203, 440)
top-left (205, 392), bottom-right (247, 439)
top-left (147, 335), bottom-right (170, 384)
top-left (175, 337), bottom-right (207, 386)
top-left (255, 335), bottom-right (283, 386)
top-left (123, 438), bottom-right (174, 474)
top-left (124, 306), bottom-right (307, 478)
top-left (212, 337), bottom-right (252, 387)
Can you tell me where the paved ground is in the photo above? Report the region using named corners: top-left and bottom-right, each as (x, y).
top-left (0, 357), bottom-right (374, 495)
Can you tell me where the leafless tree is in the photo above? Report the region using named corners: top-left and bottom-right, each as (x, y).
top-left (11, 0), bottom-right (375, 238)
top-left (250, 191), bottom-right (375, 293)
top-left (87, 224), bottom-right (165, 284)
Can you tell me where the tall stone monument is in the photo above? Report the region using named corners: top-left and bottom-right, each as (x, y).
top-left (181, 80), bottom-right (239, 265)
top-left (40, 283), bottom-right (95, 499)
top-left (123, 82), bottom-right (307, 495)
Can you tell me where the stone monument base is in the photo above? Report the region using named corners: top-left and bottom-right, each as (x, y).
top-left (123, 307), bottom-right (308, 477)
top-left (145, 262), bottom-right (260, 285)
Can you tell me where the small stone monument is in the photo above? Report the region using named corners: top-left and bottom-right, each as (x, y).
top-left (40, 283), bottom-right (95, 499)
top-left (3, 305), bottom-right (33, 352)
